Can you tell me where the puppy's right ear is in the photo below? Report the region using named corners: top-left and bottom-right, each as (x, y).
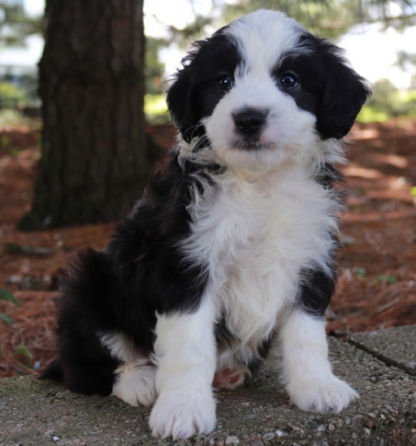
top-left (315, 40), bottom-right (372, 139)
top-left (167, 52), bottom-right (203, 144)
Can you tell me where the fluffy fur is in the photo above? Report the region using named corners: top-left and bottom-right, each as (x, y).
top-left (42, 10), bottom-right (371, 439)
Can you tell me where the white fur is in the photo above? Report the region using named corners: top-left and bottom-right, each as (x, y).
top-left (226, 10), bottom-right (305, 71)
top-left (279, 309), bottom-right (359, 412)
top-left (149, 295), bottom-right (217, 439)
top-left (178, 10), bottom-right (343, 371)
top-left (100, 332), bottom-right (138, 364)
top-left (171, 9), bottom-right (354, 426)
top-left (181, 163), bottom-right (340, 364)
top-left (112, 362), bottom-right (157, 407)
top-left (203, 12), bottom-right (322, 174)
top-left (100, 332), bottom-right (157, 407)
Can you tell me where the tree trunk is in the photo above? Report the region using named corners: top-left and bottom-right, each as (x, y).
top-left (19, 0), bottom-right (149, 230)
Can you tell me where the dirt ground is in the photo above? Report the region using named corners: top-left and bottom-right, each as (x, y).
top-left (0, 120), bottom-right (415, 378)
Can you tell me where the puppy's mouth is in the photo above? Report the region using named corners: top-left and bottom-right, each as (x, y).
top-left (231, 134), bottom-right (275, 151)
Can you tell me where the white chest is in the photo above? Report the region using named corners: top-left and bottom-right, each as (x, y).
top-left (185, 169), bottom-right (338, 347)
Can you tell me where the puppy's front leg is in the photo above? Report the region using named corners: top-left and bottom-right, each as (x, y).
top-left (280, 309), bottom-right (358, 413)
top-left (149, 296), bottom-right (217, 439)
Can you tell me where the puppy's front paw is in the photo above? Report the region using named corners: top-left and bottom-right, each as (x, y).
top-left (149, 392), bottom-right (216, 439)
top-left (287, 374), bottom-right (359, 413)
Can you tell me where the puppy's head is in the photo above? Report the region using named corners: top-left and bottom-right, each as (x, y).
top-left (167, 10), bottom-right (371, 172)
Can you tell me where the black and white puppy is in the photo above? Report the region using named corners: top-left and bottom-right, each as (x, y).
top-left (43, 10), bottom-right (371, 439)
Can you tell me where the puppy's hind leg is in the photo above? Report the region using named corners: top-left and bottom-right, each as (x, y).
top-left (149, 296), bottom-right (217, 439)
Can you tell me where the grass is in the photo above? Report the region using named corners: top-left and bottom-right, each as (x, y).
top-left (356, 106), bottom-right (390, 123)
top-left (0, 109), bottom-right (41, 129)
top-left (144, 94), bottom-right (170, 125)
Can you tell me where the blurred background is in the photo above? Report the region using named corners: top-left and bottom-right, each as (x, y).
top-left (1, 0), bottom-right (416, 124)
top-left (0, 0), bottom-right (416, 377)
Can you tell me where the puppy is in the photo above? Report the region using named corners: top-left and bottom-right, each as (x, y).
top-left (42, 9), bottom-right (371, 440)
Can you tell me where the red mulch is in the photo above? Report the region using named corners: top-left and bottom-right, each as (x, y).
top-left (0, 120), bottom-right (415, 378)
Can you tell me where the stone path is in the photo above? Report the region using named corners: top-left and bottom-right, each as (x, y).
top-left (1, 326), bottom-right (416, 446)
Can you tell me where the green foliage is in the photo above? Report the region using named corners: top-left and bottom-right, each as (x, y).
top-left (0, 2), bottom-right (42, 111)
top-left (373, 274), bottom-right (398, 285)
top-left (145, 94), bottom-right (170, 124)
top-left (223, 0), bottom-right (351, 38)
top-left (0, 108), bottom-right (37, 126)
top-left (1, 72), bottom-right (39, 106)
top-left (356, 107), bottom-right (390, 123)
top-left (144, 14), bottom-right (216, 97)
top-left (1, 133), bottom-right (9, 147)
top-left (353, 267), bottom-right (367, 281)
top-left (0, 288), bottom-right (20, 306)
top-left (0, 288), bottom-right (19, 326)
top-left (144, 0), bottom-right (416, 102)
top-left (357, 79), bottom-right (416, 122)
top-left (14, 344), bottom-right (33, 359)
top-left (0, 312), bottom-right (14, 325)
top-left (396, 50), bottom-right (416, 70)
top-left (146, 38), bottom-right (168, 95)
top-left (223, 0), bottom-right (416, 39)
top-left (0, 1), bottom-right (42, 47)
top-left (0, 82), bottom-right (28, 109)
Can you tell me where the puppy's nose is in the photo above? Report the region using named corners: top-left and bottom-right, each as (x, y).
top-left (233, 108), bottom-right (268, 137)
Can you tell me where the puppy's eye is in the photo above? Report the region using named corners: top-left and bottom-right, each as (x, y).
top-left (280, 73), bottom-right (298, 88)
top-left (218, 74), bottom-right (234, 91)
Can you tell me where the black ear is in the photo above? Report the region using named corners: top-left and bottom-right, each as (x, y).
top-left (316, 41), bottom-right (371, 139)
top-left (166, 49), bottom-right (204, 143)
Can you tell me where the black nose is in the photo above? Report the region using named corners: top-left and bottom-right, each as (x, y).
top-left (232, 108), bottom-right (268, 137)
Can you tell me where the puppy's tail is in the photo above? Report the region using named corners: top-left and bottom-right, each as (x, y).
top-left (40, 358), bottom-right (63, 382)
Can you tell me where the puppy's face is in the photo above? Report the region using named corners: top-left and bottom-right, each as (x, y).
top-left (167, 10), bottom-right (370, 172)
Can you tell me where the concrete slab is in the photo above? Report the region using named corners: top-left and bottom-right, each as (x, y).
top-left (350, 325), bottom-right (416, 376)
top-left (1, 337), bottom-right (416, 446)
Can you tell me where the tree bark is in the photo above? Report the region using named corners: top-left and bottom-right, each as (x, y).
top-left (19, 0), bottom-right (149, 230)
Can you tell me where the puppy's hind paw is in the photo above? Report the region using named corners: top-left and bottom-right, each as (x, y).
top-left (213, 365), bottom-right (249, 390)
top-left (288, 374), bottom-right (359, 413)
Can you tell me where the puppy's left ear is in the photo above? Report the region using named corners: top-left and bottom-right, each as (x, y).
top-left (166, 52), bottom-right (202, 144)
top-left (316, 41), bottom-right (372, 139)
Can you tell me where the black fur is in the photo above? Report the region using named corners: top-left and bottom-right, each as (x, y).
top-left (167, 30), bottom-right (241, 143)
top-left (49, 248), bottom-right (122, 395)
top-left (275, 33), bottom-right (371, 140)
top-left (299, 267), bottom-right (337, 317)
top-left (313, 38), bottom-right (371, 139)
top-left (42, 152), bottom-right (215, 394)
top-left (298, 162), bottom-right (342, 317)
